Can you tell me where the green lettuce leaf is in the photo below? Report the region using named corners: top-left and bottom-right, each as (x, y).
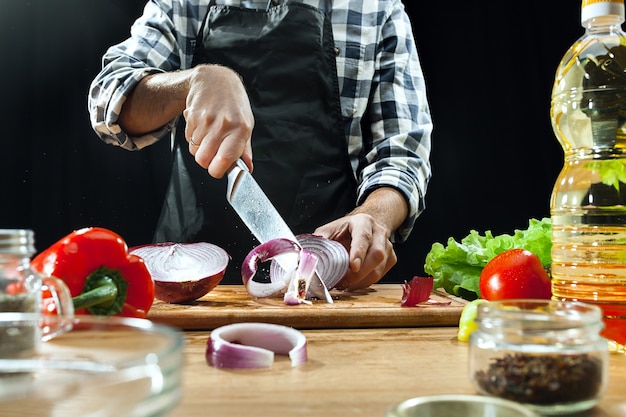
top-left (424, 218), bottom-right (552, 300)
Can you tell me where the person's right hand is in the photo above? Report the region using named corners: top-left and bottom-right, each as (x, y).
top-left (184, 64), bottom-right (255, 178)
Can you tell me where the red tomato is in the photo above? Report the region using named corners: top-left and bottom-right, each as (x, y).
top-left (479, 249), bottom-right (551, 300)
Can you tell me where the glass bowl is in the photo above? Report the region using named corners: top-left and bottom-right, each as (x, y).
top-left (0, 314), bottom-right (184, 417)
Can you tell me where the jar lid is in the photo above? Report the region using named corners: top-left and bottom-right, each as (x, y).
top-left (0, 229), bottom-right (35, 256)
top-left (582, 0), bottom-right (625, 25)
top-left (475, 299), bottom-right (603, 331)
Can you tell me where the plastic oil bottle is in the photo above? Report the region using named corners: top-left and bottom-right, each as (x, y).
top-left (550, 0), bottom-right (626, 354)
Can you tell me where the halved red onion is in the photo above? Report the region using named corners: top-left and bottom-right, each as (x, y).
top-left (206, 322), bottom-right (307, 369)
top-left (130, 242), bottom-right (229, 304)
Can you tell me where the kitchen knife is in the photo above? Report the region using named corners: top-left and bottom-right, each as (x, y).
top-left (226, 159), bottom-right (332, 302)
top-left (226, 159), bottom-right (298, 271)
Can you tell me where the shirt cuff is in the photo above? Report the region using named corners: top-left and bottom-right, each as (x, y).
top-left (357, 168), bottom-right (426, 243)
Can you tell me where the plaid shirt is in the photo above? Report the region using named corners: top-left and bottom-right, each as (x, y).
top-left (88, 0), bottom-right (432, 241)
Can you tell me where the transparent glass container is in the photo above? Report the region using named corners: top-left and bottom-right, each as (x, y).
top-left (0, 229), bottom-right (73, 358)
top-left (0, 314), bottom-right (184, 417)
top-left (469, 299), bottom-right (609, 415)
top-left (550, 0), bottom-right (626, 353)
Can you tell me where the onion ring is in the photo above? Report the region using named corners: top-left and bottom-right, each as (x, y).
top-left (206, 322), bottom-right (307, 369)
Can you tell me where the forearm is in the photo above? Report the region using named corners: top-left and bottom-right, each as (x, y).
top-left (118, 69), bottom-right (192, 136)
top-left (350, 187), bottom-right (408, 239)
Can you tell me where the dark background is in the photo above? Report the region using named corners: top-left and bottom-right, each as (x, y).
top-left (0, 1), bottom-right (581, 281)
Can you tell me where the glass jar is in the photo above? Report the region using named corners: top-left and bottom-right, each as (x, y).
top-left (0, 229), bottom-right (73, 358)
top-left (0, 230), bottom-right (37, 312)
top-left (469, 299), bottom-right (609, 415)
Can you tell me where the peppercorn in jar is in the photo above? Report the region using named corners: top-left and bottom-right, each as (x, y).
top-left (469, 299), bottom-right (609, 415)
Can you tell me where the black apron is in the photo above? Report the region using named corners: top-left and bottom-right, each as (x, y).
top-left (155, 0), bottom-right (357, 283)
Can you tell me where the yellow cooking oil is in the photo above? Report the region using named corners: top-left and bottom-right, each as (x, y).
top-left (550, 0), bottom-right (626, 353)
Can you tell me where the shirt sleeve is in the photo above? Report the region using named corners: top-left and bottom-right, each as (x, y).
top-left (87, 0), bottom-right (197, 150)
top-left (356, 1), bottom-right (433, 243)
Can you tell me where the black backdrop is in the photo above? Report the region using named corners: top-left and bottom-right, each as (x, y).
top-left (0, 1), bottom-right (581, 281)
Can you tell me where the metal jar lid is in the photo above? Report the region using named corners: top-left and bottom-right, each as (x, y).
top-left (0, 229), bottom-right (35, 256)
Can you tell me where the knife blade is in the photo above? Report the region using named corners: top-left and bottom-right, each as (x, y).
top-left (226, 159), bottom-right (298, 272)
top-left (226, 159), bottom-right (332, 302)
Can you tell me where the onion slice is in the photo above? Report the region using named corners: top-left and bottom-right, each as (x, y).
top-left (206, 322), bottom-right (307, 369)
top-left (401, 276), bottom-right (451, 307)
top-left (283, 250), bottom-right (319, 305)
top-left (241, 238), bottom-right (301, 298)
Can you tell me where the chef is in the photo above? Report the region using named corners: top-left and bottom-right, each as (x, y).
top-left (88, 0), bottom-right (432, 290)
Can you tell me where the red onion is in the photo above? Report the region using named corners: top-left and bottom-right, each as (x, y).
top-left (206, 322), bottom-right (307, 369)
top-left (283, 249), bottom-right (319, 305)
top-left (401, 276), bottom-right (451, 307)
top-left (242, 235), bottom-right (349, 304)
top-left (130, 242), bottom-right (229, 304)
top-left (288, 234), bottom-right (349, 291)
top-left (241, 238), bottom-right (301, 298)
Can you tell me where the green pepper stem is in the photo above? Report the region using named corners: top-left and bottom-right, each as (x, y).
top-left (72, 277), bottom-right (119, 311)
top-left (72, 266), bottom-right (129, 316)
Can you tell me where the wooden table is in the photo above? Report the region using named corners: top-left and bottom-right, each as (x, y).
top-left (167, 327), bottom-right (626, 417)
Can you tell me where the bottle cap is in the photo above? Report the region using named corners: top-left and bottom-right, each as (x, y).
top-left (0, 229), bottom-right (35, 256)
top-left (582, 0), bottom-right (625, 25)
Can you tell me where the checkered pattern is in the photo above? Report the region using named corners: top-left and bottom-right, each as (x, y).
top-left (88, 0), bottom-right (432, 241)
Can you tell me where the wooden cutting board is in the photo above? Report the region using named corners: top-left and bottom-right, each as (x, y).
top-left (147, 284), bottom-right (467, 330)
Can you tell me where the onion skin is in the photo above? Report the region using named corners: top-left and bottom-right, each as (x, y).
top-left (130, 242), bottom-right (229, 304)
top-left (206, 322), bottom-right (307, 369)
top-left (153, 273), bottom-right (224, 304)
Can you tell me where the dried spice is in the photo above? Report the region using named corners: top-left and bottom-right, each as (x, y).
top-left (0, 293), bottom-right (36, 313)
top-left (474, 352), bottom-right (603, 405)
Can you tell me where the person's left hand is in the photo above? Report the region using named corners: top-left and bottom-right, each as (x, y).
top-left (313, 213), bottom-right (397, 291)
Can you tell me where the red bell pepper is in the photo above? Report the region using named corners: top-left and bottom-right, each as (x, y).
top-left (31, 227), bottom-right (155, 318)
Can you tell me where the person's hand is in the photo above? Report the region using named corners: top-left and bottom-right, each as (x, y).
top-left (314, 212), bottom-right (397, 291)
top-left (184, 64), bottom-right (255, 178)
